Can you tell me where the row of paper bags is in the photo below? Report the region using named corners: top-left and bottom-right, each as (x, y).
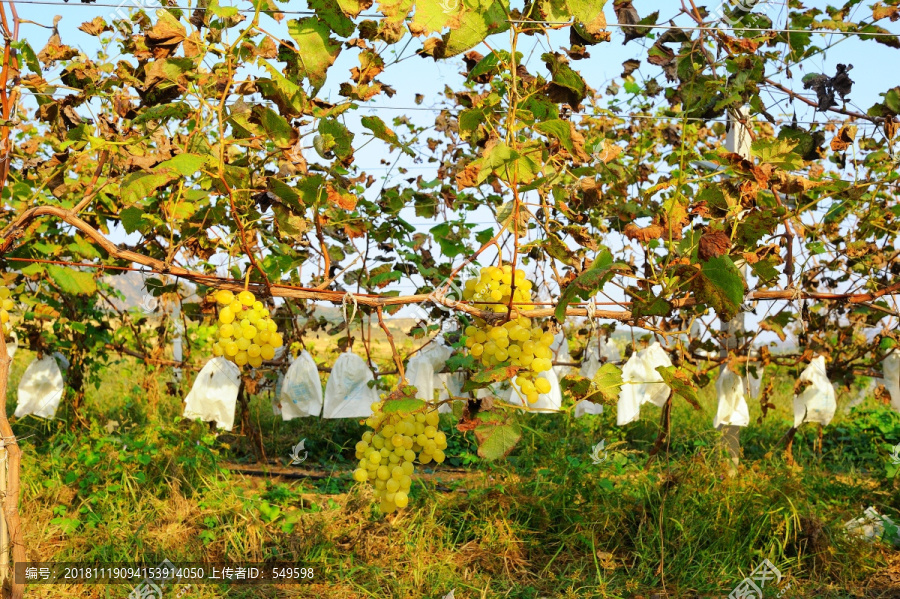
top-left (174, 341), bottom-right (890, 431)
top-left (616, 343), bottom-right (840, 429)
top-left (11, 329), bottom-right (899, 433)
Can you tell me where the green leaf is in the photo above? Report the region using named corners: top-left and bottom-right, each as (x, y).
top-left (317, 118), bottom-right (355, 160)
top-left (267, 178), bottom-right (304, 212)
top-left (157, 153), bottom-right (206, 177)
top-left (535, 119), bottom-right (576, 154)
top-left (495, 201), bottom-right (531, 230)
top-left (475, 228), bottom-right (494, 245)
top-left (419, 0), bottom-right (511, 58)
top-left (382, 397), bottom-right (426, 413)
top-left (556, 249), bottom-right (626, 321)
top-left (133, 102), bottom-right (192, 125)
top-left (242, 105), bottom-right (294, 148)
top-left (287, 18), bottom-right (342, 94)
top-left (591, 362), bottom-right (623, 404)
top-left (361, 115), bottom-right (415, 156)
top-left (559, 373), bottom-right (593, 401)
top-left (885, 87), bottom-right (900, 114)
top-left (759, 311), bottom-right (794, 342)
top-left (257, 501), bottom-right (281, 523)
top-left (48, 265), bottom-right (96, 295)
top-left (12, 41), bottom-right (41, 75)
top-left (369, 268), bottom-right (402, 288)
top-left (539, 0), bottom-right (609, 40)
top-left (257, 63), bottom-right (308, 118)
top-left (272, 204), bottom-right (309, 240)
top-left (750, 138), bottom-right (803, 169)
top-left (307, 0), bottom-right (358, 37)
top-left (656, 365), bottom-right (700, 410)
top-left (463, 365), bottom-right (519, 392)
top-left (50, 517), bottom-right (80, 535)
top-left (119, 207), bottom-right (145, 234)
top-left (119, 172), bottom-right (173, 207)
top-left (409, 0), bottom-right (461, 36)
top-left (119, 153), bottom-right (204, 206)
top-left (475, 420), bottom-right (522, 461)
top-left (466, 51), bottom-right (502, 82)
top-left (542, 52), bottom-right (587, 108)
top-left (692, 256), bottom-right (744, 321)
top-left (481, 141), bottom-right (540, 185)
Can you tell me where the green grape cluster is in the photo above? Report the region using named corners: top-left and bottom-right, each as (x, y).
top-left (460, 266), bottom-right (554, 403)
top-left (353, 402), bottom-right (447, 514)
top-left (210, 289), bottom-right (283, 368)
top-left (0, 286), bottom-right (14, 336)
top-left (462, 264), bottom-right (534, 313)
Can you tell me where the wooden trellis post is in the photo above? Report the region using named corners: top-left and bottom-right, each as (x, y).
top-left (0, 331), bottom-right (24, 599)
top-left (720, 106), bottom-right (751, 466)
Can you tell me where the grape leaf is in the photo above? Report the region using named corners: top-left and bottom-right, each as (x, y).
top-left (48, 265), bottom-right (96, 295)
top-left (383, 397), bottom-right (426, 414)
top-left (691, 256), bottom-right (744, 321)
top-left (287, 18), bottom-right (342, 94)
top-left (591, 362), bottom-right (623, 404)
top-left (462, 365), bottom-right (519, 392)
top-left (655, 365), bottom-right (699, 410)
top-left (475, 420), bottom-right (522, 461)
top-left (555, 249), bottom-right (627, 321)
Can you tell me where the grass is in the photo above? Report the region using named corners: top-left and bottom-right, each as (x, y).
top-left (5, 346), bottom-right (900, 598)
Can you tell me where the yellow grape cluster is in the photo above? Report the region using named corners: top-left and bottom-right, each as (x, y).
top-left (0, 286), bottom-right (14, 335)
top-left (460, 266), bottom-right (553, 403)
top-left (462, 264), bottom-right (534, 313)
top-left (210, 289), bottom-right (283, 368)
top-left (353, 403), bottom-right (447, 514)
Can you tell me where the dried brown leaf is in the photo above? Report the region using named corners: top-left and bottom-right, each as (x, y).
top-left (624, 223), bottom-right (665, 242)
top-left (698, 229), bottom-right (730, 261)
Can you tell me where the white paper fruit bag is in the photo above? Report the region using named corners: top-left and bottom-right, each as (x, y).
top-left (617, 342), bottom-right (672, 426)
top-left (15, 354), bottom-right (66, 419)
top-left (793, 355), bottom-right (837, 428)
top-left (183, 357), bottom-right (240, 431)
top-left (323, 352), bottom-right (378, 419)
top-left (279, 350), bottom-right (323, 419)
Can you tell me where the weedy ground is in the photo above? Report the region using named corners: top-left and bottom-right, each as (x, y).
top-left (5, 347), bottom-right (900, 599)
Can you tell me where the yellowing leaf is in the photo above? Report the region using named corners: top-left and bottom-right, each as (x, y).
top-left (287, 18), bottom-right (342, 94)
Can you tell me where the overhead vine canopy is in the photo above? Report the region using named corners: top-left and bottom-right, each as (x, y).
top-left (0, 0), bottom-right (897, 386)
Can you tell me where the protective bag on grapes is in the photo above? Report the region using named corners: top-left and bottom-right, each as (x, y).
top-left (280, 350), bottom-right (323, 419)
top-left (575, 397), bottom-right (604, 417)
top-left (272, 371), bottom-right (284, 416)
top-left (792, 355), bottom-right (837, 428)
top-left (881, 352), bottom-right (900, 412)
top-left (744, 359), bottom-right (763, 400)
top-left (580, 336), bottom-right (620, 380)
top-left (580, 341), bottom-right (601, 380)
top-left (508, 368), bottom-right (562, 410)
top-left (183, 357), bottom-right (240, 431)
top-left (405, 342), bottom-right (451, 402)
top-left (713, 366), bottom-right (750, 428)
top-left (323, 352), bottom-right (378, 419)
top-left (617, 342), bottom-right (673, 426)
top-left (5, 331), bottom-right (16, 359)
top-left (600, 337), bottom-right (621, 363)
top-left (15, 354), bottom-right (66, 419)
top-left (551, 331), bottom-right (574, 381)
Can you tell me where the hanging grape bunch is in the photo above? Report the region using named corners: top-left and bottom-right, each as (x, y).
top-left (461, 265), bottom-right (554, 403)
top-left (353, 392), bottom-right (448, 514)
top-left (210, 289), bottom-right (283, 368)
top-left (0, 286), bottom-right (14, 337)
